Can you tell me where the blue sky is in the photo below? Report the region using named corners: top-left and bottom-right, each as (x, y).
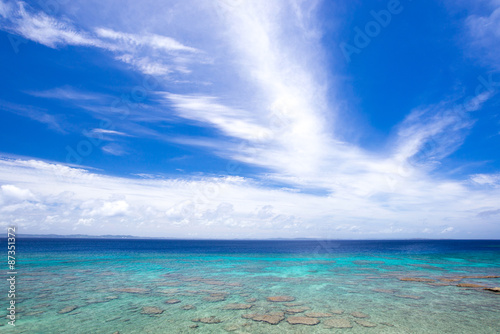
top-left (0, 0), bottom-right (499, 239)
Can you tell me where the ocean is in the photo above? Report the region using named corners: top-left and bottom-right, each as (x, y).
top-left (1, 238), bottom-right (499, 333)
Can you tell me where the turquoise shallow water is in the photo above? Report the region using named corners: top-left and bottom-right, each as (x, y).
top-left (1, 239), bottom-right (499, 333)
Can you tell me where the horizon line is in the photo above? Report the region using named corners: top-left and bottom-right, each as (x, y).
top-left (5, 233), bottom-right (500, 241)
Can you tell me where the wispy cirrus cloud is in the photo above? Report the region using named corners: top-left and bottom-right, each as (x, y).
top-left (95, 27), bottom-right (199, 53)
top-left (89, 128), bottom-right (133, 138)
top-left (0, 99), bottom-right (67, 133)
top-left (0, 0), bottom-right (99, 47)
top-left (27, 86), bottom-right (108, 102)
top-left (101, 143), bottom-right (128, 156)
top-left (393, 103), bottom-right (474, 168)
top-left (0, 0), bottom-right (202, 76)
top-left (466, 1), bottom-right (500, 68)
top-left (430, 1), bottom-right (500, 69)
top-left (155, 1), bottom-right (479, 197)
top-left (165, 93), bottom-right (273, 141)
top-left (470, 173), bottom-right (500, 187)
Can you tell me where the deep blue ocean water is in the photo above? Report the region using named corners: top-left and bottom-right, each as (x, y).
top-left (1, 238), bottom-right (499, 333)
top-left (15, 238), bottom-right (500, 254)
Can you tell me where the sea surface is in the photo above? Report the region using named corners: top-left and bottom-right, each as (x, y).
top-left (1, 238), bottom-right (499, 333)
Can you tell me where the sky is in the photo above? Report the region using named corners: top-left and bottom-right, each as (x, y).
top-left (0, 0), bottom-right (499, 239)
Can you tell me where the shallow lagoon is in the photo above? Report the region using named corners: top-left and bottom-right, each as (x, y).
top-left (2, 239), bottom-right (499, 333)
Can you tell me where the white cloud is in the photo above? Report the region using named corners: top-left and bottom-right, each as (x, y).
top-left (1, 1), bottom-right (99, 48)
top-left (165, 93), bottom-right (273, 141)
top-left (0, 157), bottom-right (499, 238)
top-left (90, 128), bottom-right (132, 137)
top-left (3, 0), bottom-right (480, 189)
top-left (0, 1), bottom-right (201, 76)
top-left (441, 227), bottom-right (455, 234)
top-left (28, 87), bottom-right (107, 101)
top-left (95, 28), bottom-right (199, 53)
top-left (1, 184), bottom-right (34, 201)
top-left (89, 200), bottom-right (129, 217)
top-left (76, 217), bottom-right (94, 226)
top-left (216, 1), bottom-right (332, 178)
top-left (394, 104), bottom-right (474, 167)
top-left (0, 184), bottom-right (41, 213)
top-left (467, 5), bottom-right (500, 41)
top-left (116, 54), bottom-right (171, 75)
top-left (102, 143), bottom-right (128, 156)
top-left (466, 1), bottom-right (500, 68)
top-left (470, 173), bottom-right (500, 186)
top-left (0, 99), bottom-right (66, 133)
top-left (155, 1), bottom-right (480, 199)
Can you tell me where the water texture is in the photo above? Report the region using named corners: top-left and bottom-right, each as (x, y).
top-left (1, 239), bottom-right (499, 333)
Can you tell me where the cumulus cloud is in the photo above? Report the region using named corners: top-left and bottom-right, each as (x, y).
top-left (88, 200), bottom-right (129, 217)
top-left (0, 157), bottom-right (499, 238)
top-left (0, 184), bottom-right (35, 202)
top-left (441, 227), bottom-right (455, 234)
top-left (0, 184), bottom-right (44, 214)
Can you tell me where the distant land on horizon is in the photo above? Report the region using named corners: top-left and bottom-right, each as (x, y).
top-left (5, 234), bottom-right (499, 241)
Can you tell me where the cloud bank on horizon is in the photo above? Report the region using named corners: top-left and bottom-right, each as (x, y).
top-left (0, 0), bottom-right (499, 238)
